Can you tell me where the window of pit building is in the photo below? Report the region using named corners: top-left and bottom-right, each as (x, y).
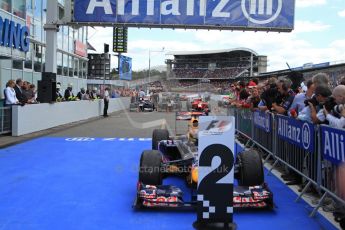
top-left (13, 0), bottom-right (25, 19)
top-left (0, 0), bottom-right (11, 12)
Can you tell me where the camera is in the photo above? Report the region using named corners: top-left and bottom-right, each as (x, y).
top-left (324, 97), bottom-right (338, 112)
top-left (304, 96), bottom-right (318, 107)
top-left (334, 104), bottom-right (345, 114)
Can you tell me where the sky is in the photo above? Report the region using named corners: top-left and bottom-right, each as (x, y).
top-left (87, 0), bottom-right (345, 72)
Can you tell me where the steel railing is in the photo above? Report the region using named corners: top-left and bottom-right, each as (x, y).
top-left (231, 107), bottom-right (345, 217)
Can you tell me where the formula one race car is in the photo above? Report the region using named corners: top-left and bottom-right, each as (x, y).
top-left (158, 98), bottom-right (182, 112)
top-left (139, 99), bottom-right (155, 112)
top-left (133, 116), bottom-right (273, 210)
top-left (187, 98), bottom-right (210, 115)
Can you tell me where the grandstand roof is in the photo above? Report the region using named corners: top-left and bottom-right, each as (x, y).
top-left (166, 48), bottom-right (259, 57)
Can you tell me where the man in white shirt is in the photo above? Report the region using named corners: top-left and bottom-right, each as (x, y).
top-left (103, 87), bottom-right (110, 117)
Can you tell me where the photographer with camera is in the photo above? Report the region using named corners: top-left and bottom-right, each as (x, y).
top-left (324, 85), bottom-right (345, 128)
top-left (297, 85), bottom-right (332, 124)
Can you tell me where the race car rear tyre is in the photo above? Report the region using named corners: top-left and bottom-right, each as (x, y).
top-left (139, 150), bottom-right (163, 185)
top-left (152, 129), bottom-right (169, 150)
top-left (238, 150), bottom-right (264, 186)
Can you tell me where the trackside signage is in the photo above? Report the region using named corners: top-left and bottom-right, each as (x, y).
top-left (253, 110), bottom-right (271, 133)
top-left (276, 115), bottom-right (314, 152)
top-left (73, 0), bottom-right (295, 31)
top-left (0, 16), bottom-right (30, 52)
top-left (320, 125), bottom-right (345, 165)
top-left (197, 116), bottom-right (235, 225)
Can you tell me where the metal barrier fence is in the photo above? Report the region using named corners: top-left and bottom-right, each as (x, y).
top-left (232, 107), bottom-right (345, 217)
top-left (0, 106), bottom-right (11, 134)
top-left (235, 108), bottom-right (252, 138)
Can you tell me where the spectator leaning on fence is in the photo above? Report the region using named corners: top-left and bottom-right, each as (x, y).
top-left (4, 80), bottom-right (19, 106)
top-left (257, 77), bottom-right (278, 112)
top-left (271, 78), bottom-right (295, 115)
top-left (289, 79), bottom-right (315, 117)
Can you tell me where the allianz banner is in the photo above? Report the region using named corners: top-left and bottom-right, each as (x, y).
top-left (74, 0), bottom-right (295, 31)
top-left (320, 125), bottom-right (345, 165)
top-left (253, 110), bottom-right (271, 133)
top-left (276, 115), bottom-right (315, 153)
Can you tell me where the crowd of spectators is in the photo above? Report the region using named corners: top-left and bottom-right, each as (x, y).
top-left (227, 73), bottom-right (345, 130)
top-left (3, 78), bottom-right (144, 106)
top-left (228, 73), bottom-right (345, 226)
top-left (3, 79), bottom-right (37, 106)
top-left (55, 83), bottom-right (101, 102)
top-left (147, 81), bottom-right (164, 93)
top-left (204, 68), bottom-right (246, 79)
top-left (172, 66), bottom-right (248, 79)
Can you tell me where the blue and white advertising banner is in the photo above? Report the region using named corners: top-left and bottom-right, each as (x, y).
top-left (0, 16), bottom-right (30, 52)
top-left (276, 115), bottom-right (315, 152)
top-left (321, 125), bottom-right (345, 165)
top-left (119, 55), bottom-right (132, 80)
top-left (253, 110), bottom-right (271, 133)
top-left (74, 0), bottom-right (295, 31)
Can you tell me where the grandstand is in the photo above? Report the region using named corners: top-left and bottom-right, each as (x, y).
top-left (165, 48), bottom-right (267, 81)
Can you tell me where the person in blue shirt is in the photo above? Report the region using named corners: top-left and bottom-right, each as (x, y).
top-left (297, 85), bottom-right (332, 124)
top-left (289, 80), bottom-right (314, 117)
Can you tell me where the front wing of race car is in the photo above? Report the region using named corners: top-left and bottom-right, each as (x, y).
top-left (133, 182), bottom-right (273, 210)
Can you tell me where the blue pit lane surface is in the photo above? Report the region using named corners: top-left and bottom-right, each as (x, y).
top-left (0, 137), bottom-right (337, 230)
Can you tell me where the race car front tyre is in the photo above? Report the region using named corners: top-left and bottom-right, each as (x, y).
top-left (139, 150), bottom-right (163, 185)
top-left (238, 150), bottom-right (264, 186)
top-left (152, 129), bottom-right (169, 150)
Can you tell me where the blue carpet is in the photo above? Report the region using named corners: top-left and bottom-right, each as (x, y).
top-left (0, 138), bottom-right (337, 230)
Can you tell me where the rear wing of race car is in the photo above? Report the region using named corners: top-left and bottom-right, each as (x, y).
top-left (175, 111), bottom-right (205, 121)
top-left (175, 111), bottom-right (206, 135)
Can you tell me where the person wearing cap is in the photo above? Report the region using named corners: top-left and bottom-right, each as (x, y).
top-left (247, 81), bottom-right (257, 89)
top-left (56, 83), bottom-right (63, 102)
top-left (64, 83), bottom-right (75, 101)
